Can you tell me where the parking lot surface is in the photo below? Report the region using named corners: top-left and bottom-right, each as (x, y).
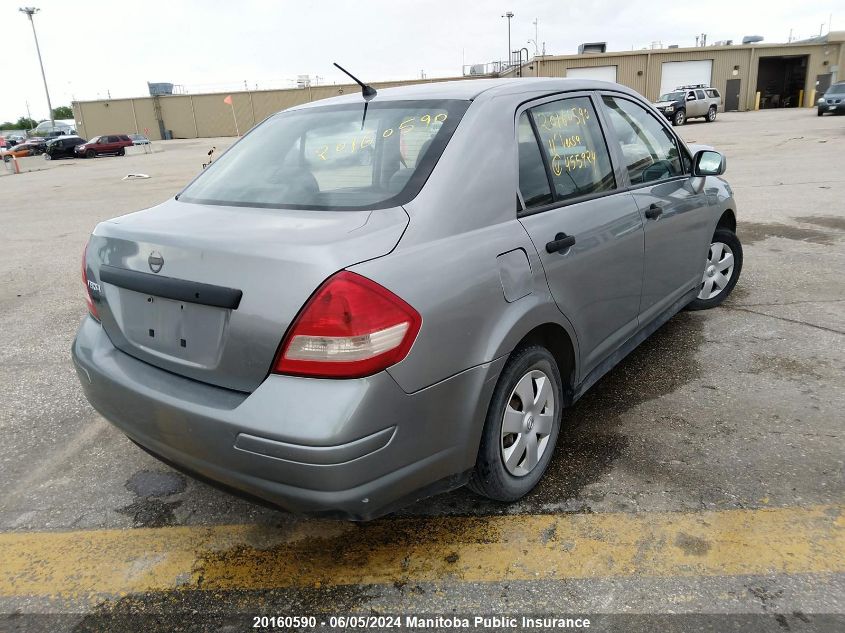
top-left (1, 110), bottom-right (843, 628)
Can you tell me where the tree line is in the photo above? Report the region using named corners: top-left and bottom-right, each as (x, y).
top-left (1, 106), bottom-right (74, 130)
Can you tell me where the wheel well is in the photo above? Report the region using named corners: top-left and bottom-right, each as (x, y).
top-left (517, 323), bottom-right (576, 400)
top-left (717, 209), bottom-right (736, 233)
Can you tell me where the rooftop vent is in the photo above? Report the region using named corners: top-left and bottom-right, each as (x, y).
top-left (147, 82), bottom-right (174, 96)
top-left (742, 35), bottom-right (764, 44)
top-left (578, 42), bottom-right (607, 54)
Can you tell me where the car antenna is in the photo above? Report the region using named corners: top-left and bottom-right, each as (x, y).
top-left (333, 62), bottom-right (377, 99)
top-left (334, 62), bottom-right (377, 129)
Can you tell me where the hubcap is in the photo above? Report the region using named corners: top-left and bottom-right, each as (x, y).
top-left (698, 241), bottom-right (734, 300)
top-left (501, 369), bottom-right (555, 477)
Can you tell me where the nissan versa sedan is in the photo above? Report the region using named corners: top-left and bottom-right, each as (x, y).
top-left (73, 78), bottom-right (742, 519)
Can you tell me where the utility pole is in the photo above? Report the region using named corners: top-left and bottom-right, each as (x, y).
top-left (533, 18), bottom-right (539, 54)
top-left (19, 7), bottom-right (54, 128)
top-left (502, 11), bottom-right (514, 69)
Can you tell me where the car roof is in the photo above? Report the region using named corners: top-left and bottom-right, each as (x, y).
top-left (288, 78), bottom-right (643, 111)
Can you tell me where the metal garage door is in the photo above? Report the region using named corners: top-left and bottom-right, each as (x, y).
top-left (660, 60), bottom-right (713, 94)
top-left (566, 66), bottom-right (618, 82)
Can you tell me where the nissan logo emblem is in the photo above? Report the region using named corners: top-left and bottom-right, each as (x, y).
top-left (148, 251), bottom-right (164, 273)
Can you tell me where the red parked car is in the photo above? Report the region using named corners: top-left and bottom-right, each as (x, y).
top-left (74, 134), bottom-right (133, 158)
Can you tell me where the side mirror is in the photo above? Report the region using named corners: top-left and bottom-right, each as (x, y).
top-left (692, 150), bottom-right (726, 177)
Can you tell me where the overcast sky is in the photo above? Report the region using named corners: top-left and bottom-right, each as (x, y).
top-left (2, 0), bottom-right (837, 123)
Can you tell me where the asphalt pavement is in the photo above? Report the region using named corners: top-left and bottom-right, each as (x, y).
top-left (0, 109), bottom-right (843, 631)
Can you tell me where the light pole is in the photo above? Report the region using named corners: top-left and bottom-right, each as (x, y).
top-left (502, 11), bottom-right (513, 70)
top-left (19, 6), bottom-right (54, 129)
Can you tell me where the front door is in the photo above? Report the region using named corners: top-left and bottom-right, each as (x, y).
top-left (725, 79), bottom-right (741, 111)
top-left (599, 94), bottom-right (712, 324)
top-left (515, 94), bottom-right (644, 378)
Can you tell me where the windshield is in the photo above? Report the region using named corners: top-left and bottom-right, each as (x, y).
top-left (659, 92), bottom-right (684, 102)
top-left (827, 84), bottom-right (845, 95)
top-left (179, 99), bottom-right (469, 211)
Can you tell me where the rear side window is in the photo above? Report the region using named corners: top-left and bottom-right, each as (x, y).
top-left (119, 135), bottom-right (131, 141)
top-left (517, 113), bottom-right (553, 208)
top-left (602, 95), bottom-right (683, 185)
top-left (695, 90), bottom-right (706, 99)
top-left (527, 96), bottom-right (616, 202)
top-left (180, 99), bottom-right (469, 211)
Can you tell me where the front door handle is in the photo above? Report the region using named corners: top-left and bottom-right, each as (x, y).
top-left (645, 203), bottom-right (663, 220)
top-left (545, 232), bottom-right (576, 253)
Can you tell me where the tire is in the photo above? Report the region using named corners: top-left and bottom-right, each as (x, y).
top-left (3, 155), bottom-right (10, 163)
top-left (686, 228), bottom-right (743, 311)
top-left (43, 152), bottom-right (52, 160)
top-left (706, 106), bottom-right (717, 122)
top-left (85, 149), bottom-right (95, 159)
top-left (672, 109), bottom-right (686, 126)
top-left (117, 148), bottom-right (125, 156)
top-left (817, 108), bottom-right (824, 117)
top-left (468, 344), bottom-right (563, 501)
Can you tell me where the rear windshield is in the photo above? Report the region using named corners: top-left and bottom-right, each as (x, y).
top-left (179, 99), bottom-right (469, 211)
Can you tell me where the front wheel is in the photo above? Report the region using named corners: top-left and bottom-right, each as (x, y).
top-left (469, 345), bottom-right (563, 501)
top-left (43, 152), bottom-right (52, 160)
top-left (817, 108), bottom-right (824, 117)
top-left (85, 149), bottom-right (95, 158)
top-left (686, 228), bottom-right (743, 311)
top-left (672, 110), bottom-right (686, 126)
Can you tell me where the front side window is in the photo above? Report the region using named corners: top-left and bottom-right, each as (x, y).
top-left (602, 95), bottom-right (683, 185)
top-left (527, 96), bottom-right (616, 202)
top-left (180, 99), bottom-right (468, 210)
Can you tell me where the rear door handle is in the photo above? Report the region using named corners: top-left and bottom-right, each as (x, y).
top-left (644, 203), bottom-right (663, 220)
top-left (545, 232), bottom-right (576, 253)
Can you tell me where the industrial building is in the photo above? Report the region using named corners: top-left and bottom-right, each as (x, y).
top-left (72, 31), bottom-right (844, 140)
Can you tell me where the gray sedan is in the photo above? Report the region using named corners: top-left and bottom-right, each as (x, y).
top-left (73, 78), bottom-right (742, 519)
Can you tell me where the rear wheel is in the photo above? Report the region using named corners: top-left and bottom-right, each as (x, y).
top-left (706, 106), bottom-right (717, 122)
top-left (85, 149), bottom-right (95, 158)
top-left (673, 109), bottom-right (686, 126)
top-left (686, 228), bottom-right (743, 311)
top-left (117, 148), bottom-right (125, 156)
top-left (469, 345), bottom-right (563, 501)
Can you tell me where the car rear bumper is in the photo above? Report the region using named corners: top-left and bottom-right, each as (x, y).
top-left (72, 316), bottom-right (502, 519)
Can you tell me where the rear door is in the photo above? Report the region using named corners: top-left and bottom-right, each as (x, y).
top-left (599, 93), bottom-right (712, 324)
top-left (516, 93), bottom-right (644, 378)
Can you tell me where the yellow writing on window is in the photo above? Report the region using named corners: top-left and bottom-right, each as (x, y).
top-left (313, 113), bottom-right (447, 160)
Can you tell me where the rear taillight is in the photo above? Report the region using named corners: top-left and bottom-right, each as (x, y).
top-left (273, 271), bottom-right (421, 378)
top-left (82, 244), bottom-right (99, 320)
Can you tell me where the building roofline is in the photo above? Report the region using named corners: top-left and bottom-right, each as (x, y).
top-left (531, 34), bottom-right (844, 63)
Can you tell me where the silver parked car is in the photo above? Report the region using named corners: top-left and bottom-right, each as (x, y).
top-left (73, 78), bottom-right (742, 519)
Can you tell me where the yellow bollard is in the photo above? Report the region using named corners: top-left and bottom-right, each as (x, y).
top-left (799, 89), bottom-right (804, 107)
top-left (808, 89), bottom-right (816, 107)
top-left (755, 91), bottom-right (761, 110)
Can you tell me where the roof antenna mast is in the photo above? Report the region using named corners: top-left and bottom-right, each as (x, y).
top-left (333, 62), bottom-right (377, 100)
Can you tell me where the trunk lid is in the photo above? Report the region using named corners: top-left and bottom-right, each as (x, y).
top-left (88, 198), bottom-right (409, 392)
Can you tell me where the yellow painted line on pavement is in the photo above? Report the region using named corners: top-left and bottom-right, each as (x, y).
top-left (0, 505), bottom-right (842, 598)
